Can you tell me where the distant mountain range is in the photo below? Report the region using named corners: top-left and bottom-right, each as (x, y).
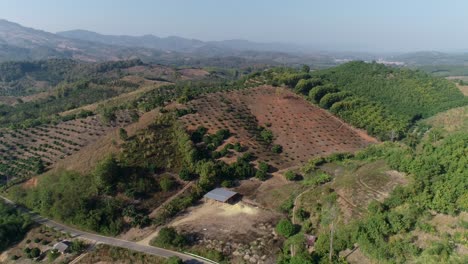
top-left (57, 29), bottom-right (308, 54)
top-left (0, 19), bottom-right (344, 67)
top-left (2, 18), bottom-right (468, 67)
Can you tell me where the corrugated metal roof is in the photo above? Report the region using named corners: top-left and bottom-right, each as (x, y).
top-left (204, 188), bottom-right (238, 202)
top-left (53, 241), bottom-right (69, 253)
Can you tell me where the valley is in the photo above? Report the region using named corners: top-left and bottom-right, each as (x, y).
top-left (0, 18), bottom-right (466, 264)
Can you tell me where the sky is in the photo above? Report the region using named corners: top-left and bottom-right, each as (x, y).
top-left (0, 0), bottom-right (467, 52)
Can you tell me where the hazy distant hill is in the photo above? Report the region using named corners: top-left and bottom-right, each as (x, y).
top-left (57, 29), bottom-right (206, 52)
top-left (0, 19), bottom-right (339, 67)
top-left (57, 29), bottom-right (306, 54)
top-left (389, 51), bottom-right (468, 66)
top-left (0, 19), bottom-right (172, 62)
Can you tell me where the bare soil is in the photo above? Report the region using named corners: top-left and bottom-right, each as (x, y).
top-left (180, 86), bottom-right (376, 172)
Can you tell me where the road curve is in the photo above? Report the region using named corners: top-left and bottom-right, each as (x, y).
top-left (0, 196), bottom-right (215, 264)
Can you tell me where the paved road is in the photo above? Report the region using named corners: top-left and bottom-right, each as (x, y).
top-left (0, 196), bottom-right (215, 264)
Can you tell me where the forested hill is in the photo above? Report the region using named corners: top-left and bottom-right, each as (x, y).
top-left (254, 62), bottom-right (468, 140)
top-left (313, 61), bottom-right (467, 120)
top-left (0, 59), bottom-right (144, 96)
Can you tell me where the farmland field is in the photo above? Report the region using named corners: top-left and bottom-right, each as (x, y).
top-left (179, 85), bottom-right (377, 170)
top-left (0, 111), bottom-right (133, 184)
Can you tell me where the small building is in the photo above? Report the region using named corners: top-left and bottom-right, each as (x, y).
top-left (204, 188), bottom-right (239, 203)
top-left (53, 241), bottom-right (70, 254)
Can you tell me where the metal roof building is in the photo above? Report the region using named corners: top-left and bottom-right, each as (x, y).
top-left (204, 188), bottom-right (238, 203)
top-left (53, 241), bottom-right (70, 254)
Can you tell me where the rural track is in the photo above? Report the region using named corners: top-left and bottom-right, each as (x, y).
top-left (290, 186), bottom-right (314, 257)
top-left (357, 176), bottom-right (387, 198)
top-left (149, 181), bottom-right (194, 218)
top-left (0, 195), bottom-right (216, 264)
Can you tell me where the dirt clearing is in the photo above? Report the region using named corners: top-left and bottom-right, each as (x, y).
top-left (170, 200), bottom-right (282, 263)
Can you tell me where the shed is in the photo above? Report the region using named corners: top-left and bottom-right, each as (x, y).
top-left (53, 241), bottom-right (70, 254)
top-left (204, 188), bottom-right (239, 203)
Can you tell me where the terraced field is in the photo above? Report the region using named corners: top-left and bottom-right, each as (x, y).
top-left (0, 111), bottom-right (133, 183)
top-left (180, 85), bottom-right (376, 170)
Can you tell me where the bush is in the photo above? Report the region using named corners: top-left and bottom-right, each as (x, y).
top-left (29, 247), bottom-right (40, 258)
top-left (233, 142), bottom-right (244, 152)
top-left (119, 128), bottom-right (128, 141)
top-left (152, 227), bottom-right (186, 248)
top-left (179, 167), bottom-right (193, 181)
top-left (260, 128), bottom-right (274, 144)
top-left (47, 249), bottom-right (60, 261)
top-left (276, 219), bottom-right (297, 237)
top-left (284, 170), bottom-right (297, 181)
top-left (70, 240), bottom-right (86, 253)
top-left (272, 144), bottom-right (283, 153)
top-left (166, 256), bottom-right (184, 264)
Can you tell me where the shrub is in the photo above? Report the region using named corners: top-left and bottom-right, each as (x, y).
top-left (166, 256), bottom-right (184, 264)
top-left (179, 167), bottom-right (193, 181)
top-left (152, 227), bottom-right (186, 248)
top-left (119, 128), bottom-right (128, 141)
top-left (271, 144), bottom-right (283, 153)
top-left (284, 170), bottom-right (297, 181)
top-left (276, 219), bottom-right (297, 237)
top-left (47, 249), bottom-right (60, 261)
top-left (70, 240), bottom-right (86, 253)
top-left (29, 247), bottom-right (40, 258)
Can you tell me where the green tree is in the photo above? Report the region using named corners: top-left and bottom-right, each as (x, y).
top-left (179, 167), bottom-right (193, 181)
top-left (94, 155), bottom-right (120, 194)
top-left (255, 162), bottom-right (269, 181)
top-left (272, 144), bottom-right (283, 153)
top-left (276, 219), bottom-right (297, 237)
top-left (33, 158), bottom-right (45, 174)
top-left (260, 128), bottom-right (274, 144)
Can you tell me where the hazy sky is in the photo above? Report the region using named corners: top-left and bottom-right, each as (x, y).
top-left (0, 0), bottom-right (466, 52)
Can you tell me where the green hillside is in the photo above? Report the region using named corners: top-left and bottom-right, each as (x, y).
top-left (313, 61), bottom-right (467, 120)
top-left (257, 62), bottom-right (467, 140)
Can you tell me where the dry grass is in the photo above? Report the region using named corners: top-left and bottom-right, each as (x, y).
top-left (169, 199), bottom-right (279, 241)
top-left (425, 105), bottom-right (468, 134)
top-left (50, 109), bottom-right (160, 175)
top-left (77, 244), bottom-right (166, 264)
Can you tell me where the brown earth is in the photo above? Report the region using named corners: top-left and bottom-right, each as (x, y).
top-left (177, 68), bottom-right (210, 79)
top-left (49, 109), bottom-right (160, 175)
top-left (169, 200), bottom-right (282, 263)
top-left (180, 85), bottom-right (377, 171)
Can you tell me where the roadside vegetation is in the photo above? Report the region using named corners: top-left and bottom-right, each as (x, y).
top-left (0, 201), bottom-right (32, 252)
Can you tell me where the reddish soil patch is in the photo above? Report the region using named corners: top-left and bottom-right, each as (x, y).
top-left (177, 68), bottom-right (209, 79)
top-left (180, 86), bottom-right (376, 170)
